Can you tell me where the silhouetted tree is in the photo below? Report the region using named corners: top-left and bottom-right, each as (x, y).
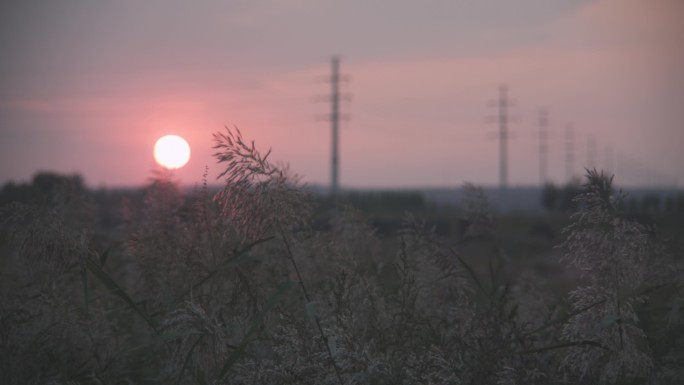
top-left (0, 171), bottom-right (85, 206)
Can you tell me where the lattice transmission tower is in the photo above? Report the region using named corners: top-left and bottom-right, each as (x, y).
top-left (316, 56), bottom-right (350, 196)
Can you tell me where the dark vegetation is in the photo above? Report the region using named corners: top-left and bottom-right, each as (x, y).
top-left (1, 127), bottom-right (683, 384)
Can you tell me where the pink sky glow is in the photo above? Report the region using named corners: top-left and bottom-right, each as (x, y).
top-left (1, 0), bottom-right (682, 189)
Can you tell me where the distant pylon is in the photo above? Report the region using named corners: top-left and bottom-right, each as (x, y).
top-left (315, 56), bottom-right (350, 196)
top-left (499, 85), bottom-right (510, 189)
top-left (488, 84), bottom-right (514, 190)
top-left (565, 124), bottom-right (575, 183)
top-left (587, 134), bottom-right (597, 170)
top-left (331, 57), bottom-right (341, 195)
top-left (604, 145), bottom-right (613, 175)
top-left (538, 108), bottom-right (549, 186)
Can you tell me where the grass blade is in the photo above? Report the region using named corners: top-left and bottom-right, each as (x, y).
top-left (177, 335), bottom-right (204, 385)
top-left (80, 254), bottom-right (89, 315)
top-left (99, 246), bottom-right (111, 267)
top-left (517, 340), bottom-right (609, 354)
top-left (521, 298), bottom-right (607, 338)
top-left (448, 246), bottom-right (487, 297)
top-left (217, 281), bottom-right (294, 380)
top-left (245, 280), bottom-right (294, 337)
top-left (85, 257), bottom-right (159, 334)
top-left (181, 236), bottom-right (274, 298)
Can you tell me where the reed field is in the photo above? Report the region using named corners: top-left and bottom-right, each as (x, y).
top-left (1, 126), bottom-right (683, 384)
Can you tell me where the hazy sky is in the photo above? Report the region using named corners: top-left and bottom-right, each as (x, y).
top-left (1, 0), bottom-right (683, 188)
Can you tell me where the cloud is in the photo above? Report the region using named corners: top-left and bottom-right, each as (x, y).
top-left (577, 0), bottom-right (684, 46)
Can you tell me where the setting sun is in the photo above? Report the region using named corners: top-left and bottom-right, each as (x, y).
top-left (154, 135), bottom-right (190, 169)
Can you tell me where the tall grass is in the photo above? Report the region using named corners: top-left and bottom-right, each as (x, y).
top-left (0, 127), bottom-right (682, 384)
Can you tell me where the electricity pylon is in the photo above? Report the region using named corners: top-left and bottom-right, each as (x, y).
top-left (488, 84), bottom-right (514, 190)
top-left (565, 124), bottom-right (575, 183)
top-left (538, 108), bottom-right (549, 185)
top-left (316, 56), bottom-right (350, 196)
top-left (587, 134), bottom-right (597, 170)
